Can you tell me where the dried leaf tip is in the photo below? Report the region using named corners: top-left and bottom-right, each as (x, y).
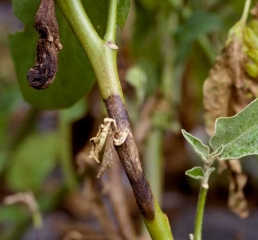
top-left (27, 0), bottom-right (62, 90)
top-left (89, 118), bottom-right (129, 178)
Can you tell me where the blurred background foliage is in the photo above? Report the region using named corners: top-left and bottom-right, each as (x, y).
top-left (1, 0), bottom-right (258, 239)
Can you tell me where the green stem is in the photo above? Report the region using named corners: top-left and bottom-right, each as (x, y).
top-left (104, 0), bottom-right (118, 42)
top-left (194, 186), bottom-right (208, 240)
top-left (56, 0), bottom-right (102, 56)
top-left (143, 198), bottom-right (173, 240)
top-left (240, 0), bottom-right (252, 24)
top-left (144, 130), bottom-right (163, 203)
top-left (142, 130), bottom-right (165, 238)
top-left (56, 0), bottom-right (123, 100)
top-left (32, 209), bottom-right (43, 229)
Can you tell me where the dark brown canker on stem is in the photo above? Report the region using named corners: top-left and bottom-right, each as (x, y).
top-left (27, 0), bottom-right (62, 90)
top-left (104, 95), bottom-right (155, 220)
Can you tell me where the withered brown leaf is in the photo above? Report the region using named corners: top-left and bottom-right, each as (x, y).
top-left (27, 0), bottom-right (62, 90)
top-left (203, 33), bottom-right (258, 135)
top-left (97, 133), bottom-right (114, 178)
top-left (203, 20), bottom-right (258, 218)
top-left (89, 118), bottom-right (129, 178)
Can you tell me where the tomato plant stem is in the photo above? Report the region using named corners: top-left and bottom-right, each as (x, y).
top-left (56, 1), bottom-right (174, 239)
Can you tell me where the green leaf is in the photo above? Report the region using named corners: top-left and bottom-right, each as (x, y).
top-left (117, 0), bottom-right (131, 29)
top-left (185, 167), bottom-right (204, 180)
top-left (182, 129), bottom-right (209, 161)
top-left (7, 133), bottom-right (57, 191)
top-left (210, 99), bottom-right (258, 160)
top-left (176, 10), bottom-right (224, 43)
top-left (175, 10), bottom-right (224, 63)
top-left (10, 0), bottom-right (107, 109)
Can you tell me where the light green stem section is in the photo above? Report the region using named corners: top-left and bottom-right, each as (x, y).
top-left (240, 0), bottom-right (252, 24)
top-left (104, 0), bottom-right (118, 42)
top-left (194, 186), bottom-right (208, 240)
top-left (143, 198), bottom-right (173, 240)
top-left (56, 0), bottom-right (123, 100)
top-left (144, 130), bottom-right (163, 203)
top-left (142, 130), bottom-right (164, 238)
top-left (32, 209), bottom-right (43, 229)
top-left (56, 0), bottom-right (102, 56)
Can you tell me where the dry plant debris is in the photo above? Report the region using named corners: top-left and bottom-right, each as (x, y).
top-left (89, 118), bottom-right (129, 178)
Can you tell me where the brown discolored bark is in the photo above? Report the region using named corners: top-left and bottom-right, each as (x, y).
top-left (27, 0), bottom-right (62, 90)
top-left (104, 95), bottom-right (155, 220)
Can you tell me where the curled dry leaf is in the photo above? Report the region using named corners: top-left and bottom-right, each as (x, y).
top-left (113, 130), bottom-right (129, 146)
top-left (27, 0), bottom-right (62, 90)
top-left (89, 118), bottom-right (115, 163)
top-left (89, 118), bottom-right (129, 178)
top-left (97, 133), bottom-right (114, 178)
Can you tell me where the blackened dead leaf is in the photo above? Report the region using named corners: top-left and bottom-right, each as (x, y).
top-left (27, 0), bottom-right (62, 90)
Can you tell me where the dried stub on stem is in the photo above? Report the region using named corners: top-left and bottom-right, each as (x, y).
top-left (27, 0), bottom-right (62, 90)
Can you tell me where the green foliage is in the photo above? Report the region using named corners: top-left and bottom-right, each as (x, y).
top-left (10, 0), bottom-right (108, 109)
top-left (181, 130), bottom-right (209, 162)
top-left (117, 0), bottom-right (131, 29)
top-left (183, 99), bottom-right (258, 161)
top-left (210, 98), bottom-right (258, 160)
top-left (185, 167), bottom-right (204, 180)
top-left (175, 10), bottom-right (224, 62)
top-left (7, 132), bottom-right (57, 191)
top-left (176, 10), bottom-right (224, 43)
